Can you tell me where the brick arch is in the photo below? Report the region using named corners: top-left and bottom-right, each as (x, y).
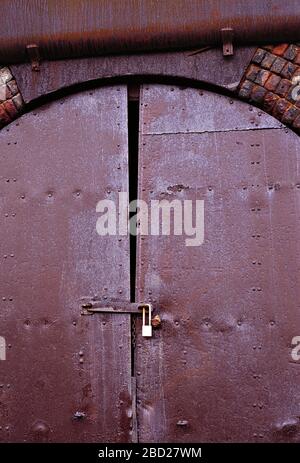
top-left (237, 44), bottom-right (300, 134)
top-left (0, 67), bottom-right (24, 127)
top-left (1, 44), bottom-right (300, 134)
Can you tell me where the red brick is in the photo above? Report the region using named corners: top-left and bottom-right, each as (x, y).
top-left (281, 62), bottom-right (297, 79)
top-left (276, 78), bottom-right (292, 97)
top-left (250, 85), bottom-right (267, 103)
top-left (263, 45), bottom-right (275, 52)
top-left (263, 92), bottom-right (280, 112)
top-left (292, 114), bottom-right (300, 129)
top-left (264, 74), bottom-right (281, 91)
top-left (293, 68), bottom-right (300, 79)
top-left (251, 48), bottom-right (267, 64)
top-left (272, 98), bottom-right (291, 119)
top-left (261, 52), bottom-right (277, 69)
top-left (0, 104), bottom-right (11, 124)
top-left (245, 64), bottom-right (260, 82)
top-left (255, 69), bottom-right (271, 86)
top-left (0, 84), bottom-right (12, 103)
top-left (283, 44), bottom-right (298, 61)
top-left (238, 80), bottom-right (255, 99)
top-left (294, 51), bottom-right (300, 65)
top-left (0, 67), bottom-right (12, 85)
top-left (3, 99), bottom-right (18, 118)
top-left (12, 94), bottom-right (23, 111)
top-left (7, 80), bottom-right (18, 96)
top-left (271, 57), bottom-right (287, 74)
top-left (272, 43), bottom-right (289, 56)
top-left (281, 105), bottom-right (300, 125)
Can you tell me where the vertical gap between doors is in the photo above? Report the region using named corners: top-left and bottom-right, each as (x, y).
top-left (128, 85), bottom-right (140, 382)
top-left (128, 84), bottom-right (140, 443)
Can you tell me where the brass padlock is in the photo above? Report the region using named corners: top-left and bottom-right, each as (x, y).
top-left (141, 304), bottom-right (152, 337)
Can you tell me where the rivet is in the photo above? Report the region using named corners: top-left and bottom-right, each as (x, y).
top-left (176, 419), bottom-right (189, 426)
top-left (73, 411), bottom-right (86, 420)
top-left (79, 358), bottom-right (84, 364)
top-left (79, 351), bottom-right (84, 356)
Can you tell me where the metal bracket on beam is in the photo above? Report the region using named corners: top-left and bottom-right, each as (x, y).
top-left (221, 28), bottom-right (234, 56)
top-left (26, 44), bottom-right (40, 71)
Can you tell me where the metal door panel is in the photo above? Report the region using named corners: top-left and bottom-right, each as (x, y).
top-left (136, 84), bottom-right (300, 442)
top-left (0, 86), bottom-right (132, 442)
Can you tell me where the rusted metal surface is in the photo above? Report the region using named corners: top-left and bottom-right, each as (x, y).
top-left (136, 84), bottom-right (300, 442)
top-left (10, 47), bottom-right (256, 105)
top-left (0, 86), bottom-right (133, 442)
top-left (0, 1), bottom-right (299, 64)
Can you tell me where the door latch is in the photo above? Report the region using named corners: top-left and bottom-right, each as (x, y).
top-left (81, 300), bottom-right (154, 337)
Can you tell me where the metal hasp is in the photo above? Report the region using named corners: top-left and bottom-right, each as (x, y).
top-left (81, 301), bottom-right (153, 316)
top-left (81, 301), bottom-right (154, 338)
top-left (0, 0), bottom-right (299, 63)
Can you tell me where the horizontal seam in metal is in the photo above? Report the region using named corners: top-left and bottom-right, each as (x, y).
top-left (141, 127), bottom-right (286, 136)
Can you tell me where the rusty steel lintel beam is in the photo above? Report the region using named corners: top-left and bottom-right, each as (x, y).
top-left (0, 0), bottom-right (299, 64)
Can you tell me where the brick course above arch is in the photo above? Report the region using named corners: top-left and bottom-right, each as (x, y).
top-left (238, 44), bottom-right (300, 134)
top-left (0, 67), bottom-right (24, 128)
top-left (1, 44), bottom-right (300, 134)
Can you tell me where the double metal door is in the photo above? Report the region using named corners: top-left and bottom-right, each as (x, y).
top-left (1, 84), bottom-right (300, 442)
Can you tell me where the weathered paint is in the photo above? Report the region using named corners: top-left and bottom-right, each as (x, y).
top-left (0, 86), bottom-right (132, 442)
top-left (135, 84), bottom-right (300, 442)
top-left (0, 0), bottom-right (299, 63)
top-left (10, 47), bottom-right (255, 104)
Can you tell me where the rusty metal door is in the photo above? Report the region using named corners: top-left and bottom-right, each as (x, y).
top-left (136, 84), bottom-right (300, 442)
top-left (0, 86), bottom-right (133, 442)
